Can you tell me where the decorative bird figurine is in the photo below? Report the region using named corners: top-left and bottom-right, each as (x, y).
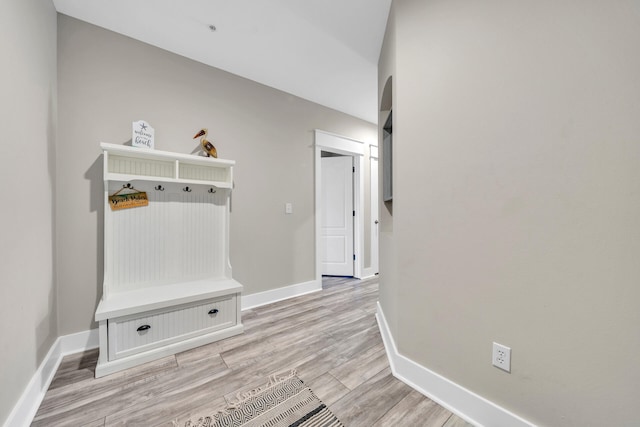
top-left (193, 128), bottom-right (217, 158)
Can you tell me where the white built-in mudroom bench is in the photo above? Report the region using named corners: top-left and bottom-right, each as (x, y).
top-left (94, 143), bottom-right (244, 377)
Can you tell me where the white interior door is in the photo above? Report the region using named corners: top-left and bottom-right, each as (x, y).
top-left (370, 157), bottom-right (379, 275)
top-left (321, 155), bottom-right (354, 276)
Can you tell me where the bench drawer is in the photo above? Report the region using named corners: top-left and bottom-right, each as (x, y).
top-left (108, 295), bottom-right (236, 360)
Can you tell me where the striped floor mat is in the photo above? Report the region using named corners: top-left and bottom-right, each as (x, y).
top-left (182, 371), bottom-right (344, 427)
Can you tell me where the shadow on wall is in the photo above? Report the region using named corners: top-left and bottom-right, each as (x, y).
top-left (85, 156), bottom-right (103, 330)
top-left (44, 86), bottom-right (58, 363)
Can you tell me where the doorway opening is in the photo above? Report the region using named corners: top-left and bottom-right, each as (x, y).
top-left (369, 144), bottom-right (379, 275)
top-left (320, 152), bottom-right (354, 277)
top-left (314, 130), bottom-right (366, 283)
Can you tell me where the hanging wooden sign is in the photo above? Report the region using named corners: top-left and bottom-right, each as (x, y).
top-left (109, 190), bottom-right (149, 211)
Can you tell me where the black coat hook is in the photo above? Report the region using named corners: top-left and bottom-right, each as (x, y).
top-left (183, 186), bottom-right (192, 192)
top-left (208, 188), bottom-right (216, 194)
top-left (155, 185), bottom-right (164, 191)
top-left (123, 183), bottom-right (133, 189)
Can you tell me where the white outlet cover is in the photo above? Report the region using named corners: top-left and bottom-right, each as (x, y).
top-left (285, 203), bottom-right (293, 214)
top-left (492, 342), bottom-right (511, 373)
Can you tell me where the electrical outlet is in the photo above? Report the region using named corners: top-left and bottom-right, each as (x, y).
top-left (285, 203), bottom-right (293, 214)
top-left (492, 342), bottom-right (511, 372)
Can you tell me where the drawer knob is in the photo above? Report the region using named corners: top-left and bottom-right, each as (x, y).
top-left (208, 308), bottom-right (219, 315)
top-left (137, 324), bottom-right (151, 332)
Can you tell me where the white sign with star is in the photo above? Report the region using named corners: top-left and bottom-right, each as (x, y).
top-left (132, 120), bottom-right (154, 149)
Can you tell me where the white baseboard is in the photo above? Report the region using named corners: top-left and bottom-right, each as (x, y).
top-left (4, 329), bottom-right (99, 427)
top-left (375, 302), bottom-right (535, 427)
top-left (360, 269), bottom-right (378, 280)
top-left (241, 280), bottom-right (321, 311)
top-left (58, 328), bottom-right (100, 355)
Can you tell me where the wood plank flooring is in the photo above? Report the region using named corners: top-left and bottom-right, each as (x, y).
top-left (32, 277), bottom-right (472, 427)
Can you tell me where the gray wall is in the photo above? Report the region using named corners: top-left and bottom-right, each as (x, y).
top-left (57, 15), bottom-right (377, 335)
top-left (377, 2), bottom-right (397, 340)
top-left (379, 0), bottom-right (640, 425)
top-left (0, 0), bottom-right (58, 424)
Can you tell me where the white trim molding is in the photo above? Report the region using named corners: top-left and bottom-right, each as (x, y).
top-left (314, 129), bottom-right (366, 156)
top-left (4, 329), bottom-right (99, 427)
top-left (241, 280), bottom-right (321, 311)
top-left (375, 302), bottom-right (536, 427)
top-left (369, 144), bottom-right (379, 160)
top-left (360, 269), bottom-right (378, 280)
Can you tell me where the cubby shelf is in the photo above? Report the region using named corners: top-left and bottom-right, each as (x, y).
top-left (101, 142), bottom-right (234, 188)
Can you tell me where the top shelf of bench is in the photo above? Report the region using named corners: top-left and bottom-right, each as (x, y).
top-left (101, 142), bottom-right (234, 188)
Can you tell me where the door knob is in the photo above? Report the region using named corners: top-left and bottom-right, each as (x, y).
top-left (374, 220), bottom-right (379, 224)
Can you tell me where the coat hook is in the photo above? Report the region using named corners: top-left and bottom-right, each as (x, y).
top-left (123, 183), bottom-right (133, 189)
top-left (183, 186), bottom-right (192, 192)
top-left (208, 188), bottom-right (216, 194)
top-left (155, 185), bottom-right (164, 191)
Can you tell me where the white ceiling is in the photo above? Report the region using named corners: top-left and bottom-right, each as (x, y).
top-left (53, 0), bottom-right (392, 124)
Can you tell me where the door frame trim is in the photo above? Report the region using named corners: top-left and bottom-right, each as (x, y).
top-left (314, 129), bottom-right (364, 281)
top-left (363, 143), bottom-right (379, 278)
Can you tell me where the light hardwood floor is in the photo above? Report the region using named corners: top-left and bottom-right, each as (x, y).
top-left (32, 277), bottom-right (472, 426)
